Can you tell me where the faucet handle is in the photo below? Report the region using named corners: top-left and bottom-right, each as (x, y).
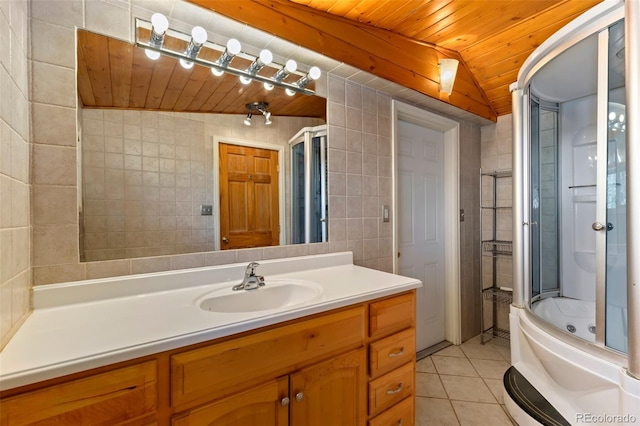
top-left (246, 261), bottom-right (260, 275)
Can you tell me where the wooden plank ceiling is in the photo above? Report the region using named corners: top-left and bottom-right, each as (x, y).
top-left (190, 0), bottom-right (601, 121)
top-left (77, 29), bottom-right (327, 119)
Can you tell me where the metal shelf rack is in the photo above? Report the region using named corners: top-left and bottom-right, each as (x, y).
top-left (480, 169), bottom-right (513, 344)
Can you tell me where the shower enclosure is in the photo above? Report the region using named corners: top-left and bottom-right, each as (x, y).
top-left (508, 0), bottom-right (639, 423)
top-left (289, 125), bottom-right (328, 245)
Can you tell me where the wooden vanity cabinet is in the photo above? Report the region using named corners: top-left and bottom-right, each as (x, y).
top-left (0, 291), bottom-right (416, 426)
top-left (367, 292), bottom-right (417, 426)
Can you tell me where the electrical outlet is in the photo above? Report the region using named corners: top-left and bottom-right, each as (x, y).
top-left (200, 204), bottom-right (213, 215)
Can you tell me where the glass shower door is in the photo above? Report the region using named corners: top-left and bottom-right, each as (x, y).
top-left (604, 20), bottom-right (627, 353)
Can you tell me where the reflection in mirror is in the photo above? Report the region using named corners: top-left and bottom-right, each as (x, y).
top-left (76, 30), bottom-right (327, 262)
top-left (289, 126), bottom-right (328, 245)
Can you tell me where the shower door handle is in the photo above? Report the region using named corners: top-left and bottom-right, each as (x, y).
top-left (592, 222), bottom-right (605, 231)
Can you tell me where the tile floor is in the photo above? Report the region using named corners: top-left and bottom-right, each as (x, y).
top-left (415, 335), bottom-right (516, 425)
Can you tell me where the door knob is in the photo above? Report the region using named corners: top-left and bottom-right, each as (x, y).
top-left (222, 236), bottom-right (229, 243)
top-left (592, 222), bottom-right (604, 231)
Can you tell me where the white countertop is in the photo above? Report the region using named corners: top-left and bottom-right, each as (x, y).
top-left (0, 253), bottom-right (421, 391)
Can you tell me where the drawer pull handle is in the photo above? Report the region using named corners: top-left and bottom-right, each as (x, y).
top-left (281, 397), bottom-right (290, 406)
top-left (388, 347), bottom-right (405, 357)
top-left (386, 383), bottom-right (403, 395)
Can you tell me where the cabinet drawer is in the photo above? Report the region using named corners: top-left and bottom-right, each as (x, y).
top-left (0, 361), bottom-right (157, 426)
top-left (368, 396), bottom-right (414, 426)
top-left (369, 292), bottom-right (415, 339)
top-left (368, 361), bottom-right (414, 417)
top-left (369, 328), bottom-right (415, 378)
top-left (171, 306), bottom-right (365, 409)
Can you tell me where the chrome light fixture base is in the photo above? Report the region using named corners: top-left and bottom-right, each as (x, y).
top-left (135, 17), bottom-right (318, 96)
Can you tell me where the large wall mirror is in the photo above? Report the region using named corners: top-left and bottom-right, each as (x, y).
top-left (76, 28), bottom-right (328, 262)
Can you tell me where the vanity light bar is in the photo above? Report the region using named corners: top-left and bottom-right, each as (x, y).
top-left (134, 17), bottom-right (318, 96)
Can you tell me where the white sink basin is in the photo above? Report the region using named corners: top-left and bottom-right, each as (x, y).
top-left (199, 279), bottom-right (323, 313)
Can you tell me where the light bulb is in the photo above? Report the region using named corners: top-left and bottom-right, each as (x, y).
top-left (179, 58), bottom-right (194, 69)
top-left (442, 70), bottom-right (454, 80)
top-left (145, 49), bottom-right (160, 60)
top-left (609, 112), bottom-right (616, 121)
top-left (265, 116), bottom-right (272, 125)
top-left (264, 82), bottom-right (274, 91)
top-left (191, 26), bottom-right (207, 45)
top-left (239, 76), bottom-right (252, 85)
top-left (308, 66), bottom-right (321, 80)
top-left (285, 88), bottom-right (296, 96)
top-left (226, 38), bottom-right (241, 55)
top-left (211, 68), bottom-right (224, 77)
top-left (285, 59), bottom-right (297, 73)
top-left (259, 49), bottom-right (273, 66)
top-left (244, 115), bottom-right (252, 126)
top-left (151, 13), bottom-right (168, 35)
top-left (619, 114), bottom-right (625, 122)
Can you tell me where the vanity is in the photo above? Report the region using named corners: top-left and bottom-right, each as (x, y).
top-left (0, 253), bottom-right (420, 425)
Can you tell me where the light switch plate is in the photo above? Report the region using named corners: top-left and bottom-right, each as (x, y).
top-left (382, 205), bottom-right (390, 222)
top-left (201, 204), bottom-right (213, 215)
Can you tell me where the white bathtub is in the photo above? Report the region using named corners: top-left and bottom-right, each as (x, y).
top-left (532, 297), bottom-right (595, 342)
top-left (505, 305), bottom-right (640, 425)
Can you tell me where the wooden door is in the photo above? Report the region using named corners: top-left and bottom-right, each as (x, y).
top-left (290, 348), bottom-right (367, 426)
top-left (171, 378), bottom-right (288, 426)
top-left (219, 143), bottom-right (280, 249)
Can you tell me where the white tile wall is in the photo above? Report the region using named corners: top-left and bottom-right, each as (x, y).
top-left (0, 0), bottom-right (31, 350)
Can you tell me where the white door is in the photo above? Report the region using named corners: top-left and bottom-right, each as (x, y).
top-left (397, 120), bottom-right (446, 352)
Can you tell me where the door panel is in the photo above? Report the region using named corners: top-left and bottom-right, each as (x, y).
top-left (219, 143), bottom-right (279, 249)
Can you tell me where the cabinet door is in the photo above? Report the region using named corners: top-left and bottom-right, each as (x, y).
top-left (290, 348), bottom-right (367, 426)
top-left (171, 377), bottom-right (288, 426)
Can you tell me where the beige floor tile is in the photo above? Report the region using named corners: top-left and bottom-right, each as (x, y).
top-left (492, 344), bottom-right (511, 363)
top-left (460, 341), bottom-right (504, 360)
top-left (417, 356), bottom-right (437, 373)
top-left (469, 359), bottom-right (510, 379)
top-left (451, 400), bottom-right (513, 426)
top-left (416, 397), bottom-right (460, 426)
top-left (434, 345), bottom-right (466, 358)
top-left (439, 375), bottom-right (497, 403)
top-left (432, 355), bottom-right (479, 377)
top-left (483, 378), bottom-right (504, 404)
top-left (417, 372), bottom-right (448, 398)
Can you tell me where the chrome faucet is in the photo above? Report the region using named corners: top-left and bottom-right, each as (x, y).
top-left (232, 262), bottom-right (265, 291)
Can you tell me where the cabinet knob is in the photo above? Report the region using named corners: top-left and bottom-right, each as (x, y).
top-left (295, 392), bottom-right (304, 401)
top-left (280, 397), bottom-right (290, 407)
top-left (397, 420), bottom-right (403, 426)
top-left (222, 236), bottom-right (229, 243)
